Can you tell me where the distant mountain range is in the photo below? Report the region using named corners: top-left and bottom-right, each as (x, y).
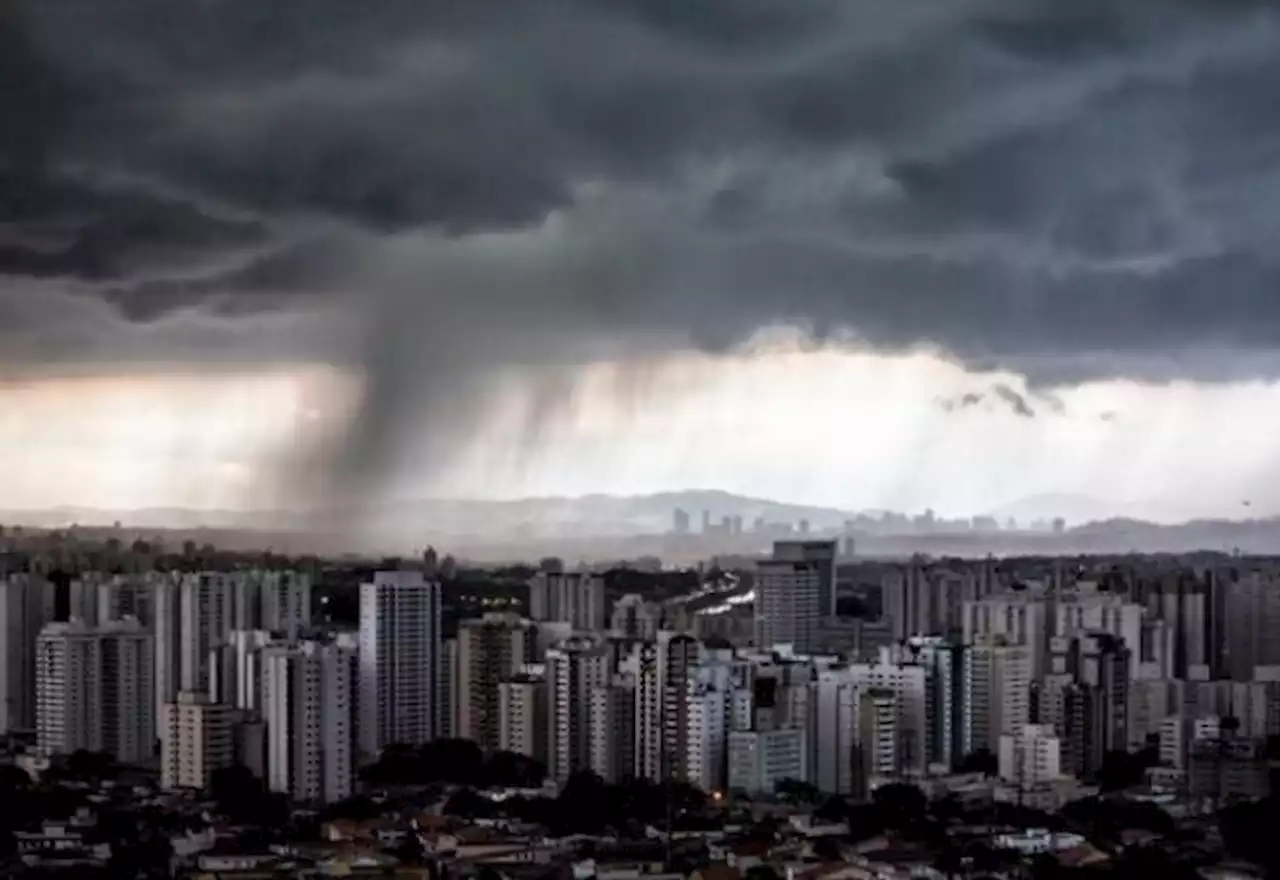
top-left (0, 489), bottom-right (1268, 538)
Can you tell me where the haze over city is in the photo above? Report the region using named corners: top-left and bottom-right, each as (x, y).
top-left (6, 1), bottom-right (1280, 530)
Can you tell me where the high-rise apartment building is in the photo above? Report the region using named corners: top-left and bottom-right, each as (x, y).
top-left (529, 570), bottom-right (607, 632)
top-left (754, 541), bottom-right (835, 653)
top-left (178, 573), bottom-right (235, 696)
top-left (259, 571), bottom-right (313, 634)
top-left (160, 691), bottom-right (237, 790)
top-left (848, 649), bottom-right (928, 776)
top-left (727, 728), bottom-right (807, 795)
top-left (456, 613), bottom-right (537, 752)
top-left (610, 594), bottom-right (663, 640)
top-left (659, 632), bottom-right (702, 781)
top-left (963, 593), bottom-right (1048, 680)
top-left (998, 723), bottom-right (1061, 786)
top-left (854, 688), bottom-right (898, 797)
top-left (261, 636), bottom-right (357, 804)
top-left (1054, 592), bottom-right (1144, 680)
top-left (685, 678), bottom-right (730, 793)
top-left (810, 668), bottom-right (858, 794)
top-left (885, 637), bottom-right (967, 770)
top-left (498, 674), bottom-right (547, 764)
top-left (963, 637), bottom-right (1031, 756)
top-left (546, 636), bottom-right (612, 783)
top-left (0, 574), bottom-right (55, 732)
top-left (358, 571), bottom-right (443, 754)
top-left (589, 677), bottom-right (636, 783)
top-left (35, 618), bottom-right (154, 763)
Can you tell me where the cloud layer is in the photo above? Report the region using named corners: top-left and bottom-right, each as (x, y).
top-left (6, 0), bottom-right (1280, 494)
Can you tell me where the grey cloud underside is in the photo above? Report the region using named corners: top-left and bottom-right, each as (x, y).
top-left (6, 0), bottom-right (1280, 491)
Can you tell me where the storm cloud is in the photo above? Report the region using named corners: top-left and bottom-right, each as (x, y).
top-left (6, 0), bottom-right (1280, 495)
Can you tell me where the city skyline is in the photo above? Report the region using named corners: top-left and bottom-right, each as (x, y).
top-left (6, 3), bottom-right (1280, 521)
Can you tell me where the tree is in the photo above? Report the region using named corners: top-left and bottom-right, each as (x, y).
top-left (955, 749), bottom-right (997, 776)
top-left (444, 787), bottom-right (497, 819)
top-left (774, 777), bottom-right (821, 803)
top-left (1096, 747), bottom-right (1157, 793)
top-left (872, 782), bottom-right (927, 829)
top-left (483, 750), bottom-right (546, 788)
top-left (209, 765), bottom-right (289, 828)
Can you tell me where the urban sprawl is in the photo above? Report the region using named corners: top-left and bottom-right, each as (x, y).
top-left (0, 520), bottom-right (1276, 878)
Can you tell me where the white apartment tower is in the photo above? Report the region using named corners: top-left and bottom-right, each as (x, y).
top-left (963, 637), bottom-right (1032, 756)
top-left (685, 681), bottom-right (729, 793)
top-left (727, 728), bottom-right (808, 794)
top-left (261, 637), bottom-right (357, 804)
top-left (36, 618), bottom-right (154, 763)
top-left (498, 675), bottom-right (547, 764)
top-left (260, 571), bottom-right (313, 634)
top-left (546, 636), bottom-right (612, 783)
top-left (610, 594), bottom-right (662, 640)
top-left (160, 691), bottom-right (237, 790)
top-left (178, 573), bottom-right (235, 696)
top-left (153, 574), bottom-right (183, 725)
top-left (96, 573), bottom-right (158, 627)
top-left (963, 594), bottom-right (1048, 679)
top-left (849, 649), bottom-right (929, 775)
top-left (811, 669), bottom-right (859, 794)
top-left (589, 677), bottom-right (637, 783)
top-left (529, 570), bottom-right (607, 632)
top-left (358, 571), bottom-right (442, 754)
top-left (856, 688), bottom-right (899, 795)
top-left (998, 723), bottom-right (1061, 786)
top-left (456, 613), bottom-right (536, 752)
top-left (627, 641), bottom-right (663, 781)
top-left (754, 541), bottom-right (835, 653)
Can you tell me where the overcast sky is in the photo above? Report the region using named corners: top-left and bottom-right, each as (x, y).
top-left (4, 0), bottom-right (1280, 518)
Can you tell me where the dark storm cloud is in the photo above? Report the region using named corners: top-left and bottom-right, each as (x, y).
top-left (5, 0), bottom-right (1280, 493)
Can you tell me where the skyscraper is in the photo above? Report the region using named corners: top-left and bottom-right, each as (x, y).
top-left (358, 571), bottom-right (442, 754)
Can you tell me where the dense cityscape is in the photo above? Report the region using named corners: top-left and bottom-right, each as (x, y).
top-left (9, 0), bottom-right (1280, 878)
top-left (0, 516), bottom-right (1276, 878)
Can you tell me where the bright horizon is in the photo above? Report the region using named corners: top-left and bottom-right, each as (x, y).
top-left (3, 332), bottom-right (1277, 525)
